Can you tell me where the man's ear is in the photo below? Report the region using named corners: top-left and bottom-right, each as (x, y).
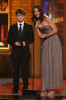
top-left (23, 15), bottom-right (25, 19)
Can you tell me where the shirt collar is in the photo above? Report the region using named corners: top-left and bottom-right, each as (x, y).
top-left (17, 21), bottom-right (24, 26)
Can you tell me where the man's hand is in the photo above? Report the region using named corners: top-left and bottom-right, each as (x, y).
top-left (23, 41), bottom-right (26, 47)
top-left (15, 42), bottom-right (21, 46)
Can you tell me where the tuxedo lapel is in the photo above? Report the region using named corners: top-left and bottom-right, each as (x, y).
top-left (15, 23), bottom-right (18, 32)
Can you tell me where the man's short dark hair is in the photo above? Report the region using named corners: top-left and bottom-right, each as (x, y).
top-left (15, 8), bottom-right (25, 15)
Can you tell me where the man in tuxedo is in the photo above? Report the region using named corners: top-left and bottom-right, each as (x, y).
top-left (7, 8), bottom-right (34, 94)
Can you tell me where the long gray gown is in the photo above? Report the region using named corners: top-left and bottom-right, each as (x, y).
top-left (38, 25), bottom-right (63, 92)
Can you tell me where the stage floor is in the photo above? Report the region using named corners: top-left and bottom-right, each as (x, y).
top-left (0, 91), bottom-right (66, 100)
top-left (0, 78), bottom-right (65, 100)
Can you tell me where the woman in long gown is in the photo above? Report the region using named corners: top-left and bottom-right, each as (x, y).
top-left (32, 5), bottom-right (63, 96)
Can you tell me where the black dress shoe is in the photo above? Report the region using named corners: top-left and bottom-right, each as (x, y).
top-left (23, 87), bottom-right (28, 91)
top-left (12, 90), bottom-right (18, 94)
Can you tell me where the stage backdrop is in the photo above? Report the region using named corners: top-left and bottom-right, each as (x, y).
top-left (0, 14), bottom-right (8, 48)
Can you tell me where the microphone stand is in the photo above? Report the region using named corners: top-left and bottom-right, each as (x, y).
top-left (32, 21), bottom-right (35, 90)
top-left (22, 20), bottom-right (40, 97)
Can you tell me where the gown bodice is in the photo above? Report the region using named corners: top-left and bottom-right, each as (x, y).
top-left (38, 25), bottom-right (53, 34)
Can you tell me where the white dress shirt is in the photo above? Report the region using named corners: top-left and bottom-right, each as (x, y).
top-left (17, 21), bottom-right (24, 31)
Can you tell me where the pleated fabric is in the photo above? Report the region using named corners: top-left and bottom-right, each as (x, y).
top-left (40, 26), bottom-right (63, 92)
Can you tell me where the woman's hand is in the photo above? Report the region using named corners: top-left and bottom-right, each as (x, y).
top-left (43, 34), bottom-right (47, 38)
top-left (39, 34), bottom-right (47, 39)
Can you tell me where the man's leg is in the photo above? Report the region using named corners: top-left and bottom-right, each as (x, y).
top-left (21, 57), bottom-right (29, 90)
top-left (12, 56), bottom-right (20, 93)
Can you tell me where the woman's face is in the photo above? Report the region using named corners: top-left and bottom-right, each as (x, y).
top-left (34, 8), bottom-right (40, 18)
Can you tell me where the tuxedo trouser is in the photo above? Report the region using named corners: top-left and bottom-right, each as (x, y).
top-left (12, 56), bottom-right (29, 91)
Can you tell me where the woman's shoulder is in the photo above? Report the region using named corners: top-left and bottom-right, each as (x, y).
top-left (44, 15), bottom-right (50, 20)
top-left (44, 15), bottom-right (53, 24)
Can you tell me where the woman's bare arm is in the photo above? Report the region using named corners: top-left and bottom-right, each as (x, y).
top-left (35, 24), bottom-right (46, 38)
top-left (44, 16), bottom-right (57, 37)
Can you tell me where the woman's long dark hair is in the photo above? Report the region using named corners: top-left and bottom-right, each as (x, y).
top-left (32, 5), bottom-right (45, 22)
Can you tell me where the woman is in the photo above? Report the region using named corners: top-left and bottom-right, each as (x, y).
top-left (32, 5), bottom-right (63, 96)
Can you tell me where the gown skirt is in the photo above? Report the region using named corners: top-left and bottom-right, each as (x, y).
top-left (40, 25), bottom-right (63, 91)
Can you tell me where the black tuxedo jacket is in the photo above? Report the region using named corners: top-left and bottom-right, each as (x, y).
top-left (7, 22), bottom-right (34, 58)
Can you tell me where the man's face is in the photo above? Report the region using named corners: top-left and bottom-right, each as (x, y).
top-left (16, 13), bottom-right (25, 22)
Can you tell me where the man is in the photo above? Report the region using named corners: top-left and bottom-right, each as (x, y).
top-left (7, 8), bottom-right (34, 94)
